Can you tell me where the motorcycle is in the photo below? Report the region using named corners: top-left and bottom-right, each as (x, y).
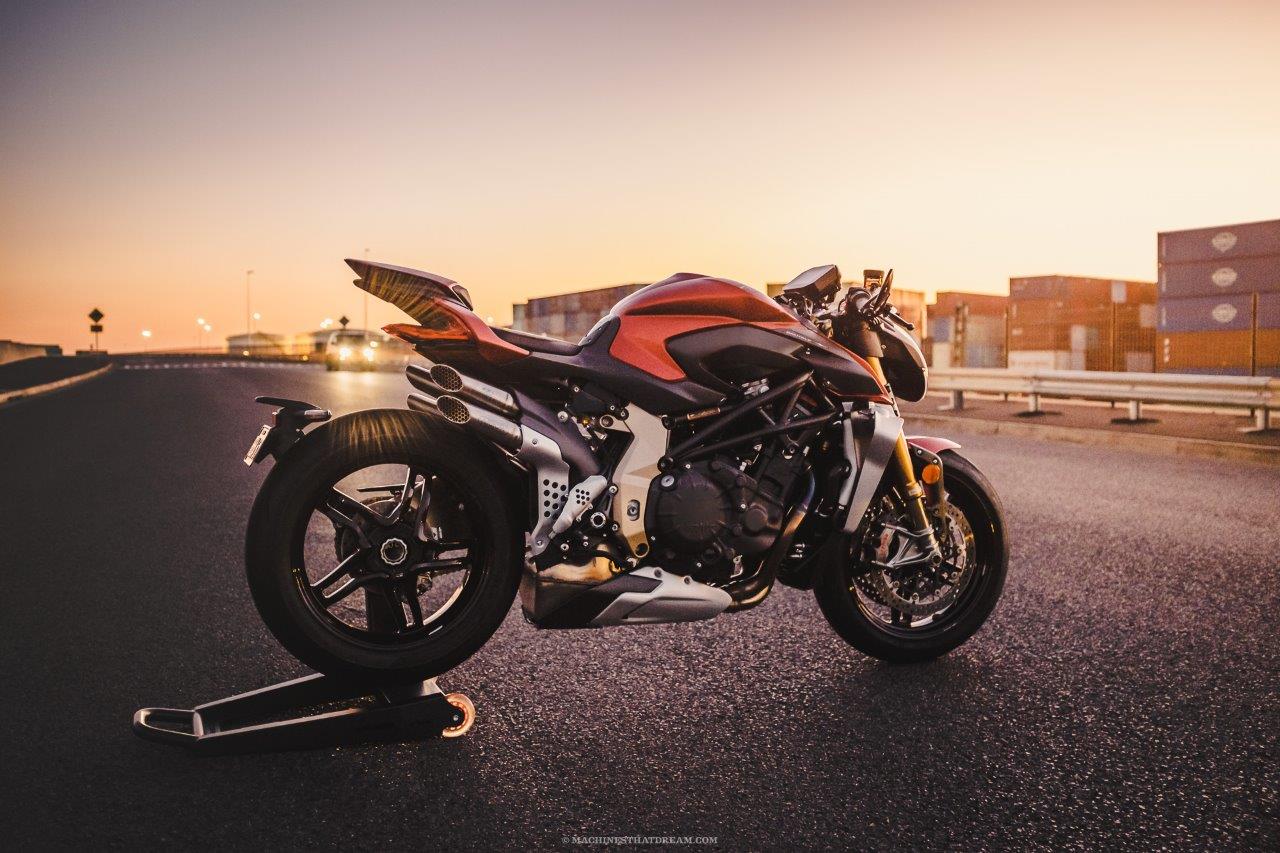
top-left (243, 260), bottom-right (1007, 681)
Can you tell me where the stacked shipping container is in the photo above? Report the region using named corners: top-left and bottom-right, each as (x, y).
top-left (1157, 219), bottom-right (1280, 376)
top-left (1007, 276), bottom-right (1157, 372)
top-left (928, 292), bottom-right (1007, 368)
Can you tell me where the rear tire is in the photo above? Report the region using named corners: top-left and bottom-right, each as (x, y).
top-left (814, 450), bottom-right (1007, 664)
top-left (245, 408), bottom-right (521, 682)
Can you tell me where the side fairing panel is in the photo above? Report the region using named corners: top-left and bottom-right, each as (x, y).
top-left (610, 315), bottom-right (741, 381)
top-left (666, 325), bottom-right (808, 391)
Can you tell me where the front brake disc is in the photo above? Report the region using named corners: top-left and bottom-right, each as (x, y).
top-left (853, 503), bottom-right (972, 616)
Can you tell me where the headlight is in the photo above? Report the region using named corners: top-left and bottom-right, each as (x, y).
top-left (338, 346), bottom-right (352, 360)
top-left (362, 347), bottom-right (375, 361)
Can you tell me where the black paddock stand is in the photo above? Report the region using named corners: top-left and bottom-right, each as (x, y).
top-left (134, 398), bottom-right (477, 755)
top-left (132, 673), bottom-right (475, 755)
top-left (133, 586), bottom-right (476, 754)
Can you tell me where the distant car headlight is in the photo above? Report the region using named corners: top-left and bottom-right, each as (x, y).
top-left (339, 346), bottom-right (352, 361)
top-left (362, 347), bottom-right (375, 361)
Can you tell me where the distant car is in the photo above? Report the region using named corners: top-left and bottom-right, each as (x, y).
top-left (323, 330), bottom-right (415, 371)
top-left (323, 330), bottom-right (380, 371)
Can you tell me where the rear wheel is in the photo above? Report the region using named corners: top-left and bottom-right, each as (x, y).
top-left (246, 409), bottom-right (521, 681)
top-left (814, 450), bottom-right (1007, 663)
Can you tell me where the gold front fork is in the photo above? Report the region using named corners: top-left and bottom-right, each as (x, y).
top-left (864, 356), bottom-right (942, 555)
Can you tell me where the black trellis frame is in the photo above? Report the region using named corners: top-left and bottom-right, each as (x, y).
top-left (664, 371), bottom-right (840, 464)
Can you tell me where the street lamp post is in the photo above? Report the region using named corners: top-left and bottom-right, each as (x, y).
top-left (245, 269), bottom-right (255, 337)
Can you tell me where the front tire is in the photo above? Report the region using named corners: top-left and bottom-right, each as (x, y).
top-left (814, 450), bottom-right (1008, 663)
top-left (245, 408), bottom-right (521, 682)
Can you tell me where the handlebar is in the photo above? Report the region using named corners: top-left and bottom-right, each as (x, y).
top-left (775, 266), bottom-right (901, 329)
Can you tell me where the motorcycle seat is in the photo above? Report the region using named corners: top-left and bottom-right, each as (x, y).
top-left (492, 326), bottom-right (583, 356)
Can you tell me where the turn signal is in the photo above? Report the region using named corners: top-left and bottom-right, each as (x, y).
top-left (921, 463), bottom-right (942, 485)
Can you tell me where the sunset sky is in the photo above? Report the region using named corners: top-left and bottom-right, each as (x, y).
top-left (2, 0), bottom-right (1278, 352)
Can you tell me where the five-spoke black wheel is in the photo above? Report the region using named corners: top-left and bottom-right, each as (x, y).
top-left (246, 409), bottom-right (520, 681)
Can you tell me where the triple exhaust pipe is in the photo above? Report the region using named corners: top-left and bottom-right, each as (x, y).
top-left (406, 363), bottom-right (523, 450)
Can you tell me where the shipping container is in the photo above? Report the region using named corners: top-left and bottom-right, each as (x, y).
top-left (1164, 365), bottom-right (1254, 377)
top-left (1258, 291), bottom-right (1280, 329)
top-left (1110, 279), bottom-right (1158, 304)
top-left (1157, 294), bottom-right (1253, 333)
top-left (963, 342), bottom-right (1005, 368)
top-left (931, 312), bottom-right (1004, 345)
top-left (930, 316), bottom-right (953, 343)
top-left (1157, 254), bottom-right (1280, 298)
top-left (1009, 324), bottom-right (1067, 351)
top-left (932, 291), bottom-right (1008, 317)
top-left (1009, 300), bottom-right (1136, 327)
top-left (1112, 302), bottom-right (1157, 372)
top-left (1257, 329), bottom-right (1280, 375)
top-left (1011, 276), bottom-right (1111, 303)
top-left (1158, 219), bottom-right (1280, 264)
top-left (1011, 286), bottom-right (1157, 372)
top-left (963, 314), bottom-right (1005, 345)
top-left (1009, 275), bottom-right (1154, 306)
top-left (929, 341), bottom-right (1005, 369)
top-left (1158, 330), bottom-right (1252, 372)
top-left (1009, 350), bottom-right (1081, 371)
top-left (1122, 351), bottom-right (1155, 372)
top-left (1115, 302), bottom-right (1158, 329)
top-left (1069, 324), bottom-right (1101, 352)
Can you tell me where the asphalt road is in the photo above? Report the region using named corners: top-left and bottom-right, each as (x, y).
top-left (0, 365), bottom-right (1276, 851)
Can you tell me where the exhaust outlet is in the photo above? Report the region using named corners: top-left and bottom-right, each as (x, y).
top-left (408, 390), bottom-right (523, 452)
top-left (434, 394), bottom-right (523, 451)
top-left (406, 363), bottom-right (519, 418)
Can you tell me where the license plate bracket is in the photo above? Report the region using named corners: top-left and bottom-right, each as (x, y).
top-left (244, 424), bottom-right (273, 466)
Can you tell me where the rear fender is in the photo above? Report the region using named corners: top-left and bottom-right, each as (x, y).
top-left (245, 397), bottom-right (332, 465)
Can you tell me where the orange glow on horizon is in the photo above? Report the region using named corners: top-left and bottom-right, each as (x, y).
top-left (1, 1), bottom-right (1278, 351)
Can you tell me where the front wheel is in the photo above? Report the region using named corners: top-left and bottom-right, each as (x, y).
top-left (245, 409), bottom-right (521, 681)
top-left (814, 450), bottom-right (1008, 663)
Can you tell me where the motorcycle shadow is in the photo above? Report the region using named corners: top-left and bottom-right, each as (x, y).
top-left (820, 652), bottom-right (997, 741)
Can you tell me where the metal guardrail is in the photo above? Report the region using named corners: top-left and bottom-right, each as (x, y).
top-left (929, 368), bottom-right (1278, 432)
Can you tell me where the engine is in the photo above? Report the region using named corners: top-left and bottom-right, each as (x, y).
top-left (646, 448), bottom-right (804, 581)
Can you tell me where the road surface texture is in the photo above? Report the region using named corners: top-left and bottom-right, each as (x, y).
top-left (0, 366), bottom-right (1275, 850)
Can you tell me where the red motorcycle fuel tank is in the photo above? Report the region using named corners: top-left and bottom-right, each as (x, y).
top-left (608, 274), bottom-right (803, 381)
top-left (606, 273), bottom-right (887, 401)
